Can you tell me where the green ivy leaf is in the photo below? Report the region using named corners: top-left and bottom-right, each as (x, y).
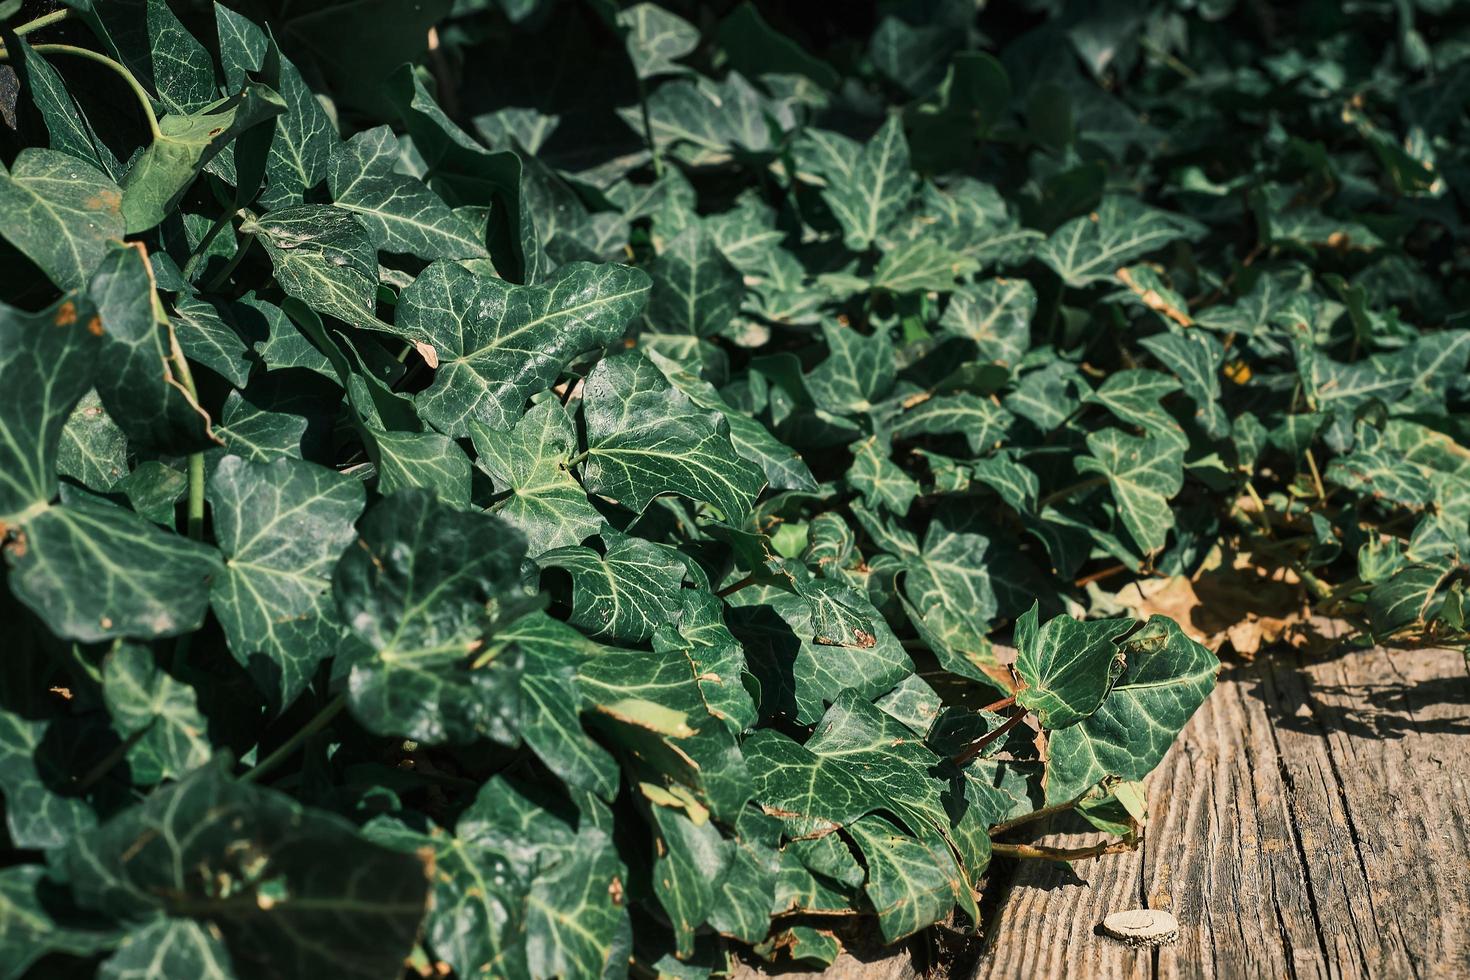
top-left (0, 293), bottom-right (101, 523)
top-left (7, 495), bottom-right (220, 643)
top-left (101, 643), bottom-right (212, 785)
top-left (333, 490), bottom-right (529, 743)
top-left (581, 351), bottom-right (766, 518)
top-left (328, 126), bottom-right (488, 260)
top-left (1013, 602), bottom-right (1132, 729)
top-left (208, 455), bottom-right (365, 708)
top-left (121, 85), bottom-right (286, 233)
top-left (1045, 616), bottom-right (1218, 804)
top-left (64, 758), bottom-right (430, 980)
top-left (0, 149), bottom-right (125, 290)
top-left (396, 259), bottom-right (650, 437)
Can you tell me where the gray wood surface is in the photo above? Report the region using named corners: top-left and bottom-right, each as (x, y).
top-left (972, 640), bottom-right (1470, 980)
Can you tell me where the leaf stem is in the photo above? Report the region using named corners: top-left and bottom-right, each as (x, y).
top-left (13, 9), bottom-right (71, 36)
top-left (242, 693), bottom-right (347, 784)
top-left (991, 838), bottom-right (1136, 861)
top-left (73, 728), bottom-right (149, 792)
top-left (1037, 475), bottom-right (1108, 510)
top-left (979, 694), bottom-right (1017, 713)
top-left (952, 710), bottom-right (1026, 766)
top-left (989, 797), bottom-right (1081, 835)
top-left (6, 43), bottom-right (162, 140)
top-left (635, 73), bottom-right (664, 178)
top-left (181, 211), bottom-right (239, 281)
top-left (716, 573), bottom-right (757, 598)
top-left (205, 232), bottom-right (257, 292)
top-left (165, 332), bottom-right (208, 542)
top-left (1303, 448), bottom-right (1327, 502)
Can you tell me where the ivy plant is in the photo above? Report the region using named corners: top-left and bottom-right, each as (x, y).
top-left (1, 0), bottom-right (1465, 977)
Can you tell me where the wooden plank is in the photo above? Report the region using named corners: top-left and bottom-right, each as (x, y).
top-left (729, 951), bottom-right (919, 980)
top-left (971, 641), bottom-right (1470, 980)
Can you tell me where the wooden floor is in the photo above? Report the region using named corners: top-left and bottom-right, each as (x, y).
top-left (740, 639), bottom-right (1470, 979)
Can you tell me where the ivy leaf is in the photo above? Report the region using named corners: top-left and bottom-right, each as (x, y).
top-left (1085, 369), bottom-right (1185, 446)
top-left (57, 390), bottom-right (129, 493)
top-left (7, 495), bottom-right (220, 643)
top-left (850, 436), bottom-right (918, 514)
top-left (578, 645), bottom-right (753, 820)
top-left (539, 525), bottom-right (687, 642)
top-left (1140, 330), bottom-right (1228, 437)
top-left (250, 205), bottom-right (383, 330)
top-left (501, 613), bottom-right (620, 799)
top-left (0, 294), bottom-right (101, 523)
top-left (645, 349), bottom-right (816, 491)
top-left (0, 865), bottom-right (119, 975)
top-left (362, 816), bottom-right (529, 979)
top-left (470, 399), bottom-right (602, 556)
top-left (1076, 429), bottom-right (1185, 555)
top-left (99, 919), bottom-right (236, 980)
top-left (848, 814), bottom-right (970, 943)
top-left (101, 643), bottom-right (212, 785)
top-left (871, 237), bottom-right (979, 294)
top-left (1013, 603), bottom-right (1132, 729)
top-left (396, 260), bottom-right (650, 437)
top-left (1045, 616), bottom-right (1218, 804)
top-left (121, 85), bottom-right (286, 233)
top-left (939, 278), bottom-right (1037, 365)
top-left (333, 490), bottom-right (529, 743)
top-left (798, 115), bottom-right (912, 251)
top-left (891, 394), bottom-right (1011, 455)
top-left (806, 323), bottom-right (895, 415)
top-left (456, 778), bottom-right (629, 980)
top-left (89, 244), bottom-right (214, 454)
top-left (647, 227), bottom-right (746, 337)
top-left (214, 3), bottom-right (337, 208)
top-left (0, 149), bottom-right (125, 290)
top-left (619, 3), bottom-right (700, 78)
top-left (1038, 196), bottom-right (1204, 288)
top-left (328, 126), bottom-right (488, 260)
top-left (208, 455), bottom-right (365, 708)
top-left (64, 758), bottom-right (431, 980)
top-left (649, 805), bottom-right (728, 957)
top-left (581, 351), bottom-right (767, 519)
top-left (0, 710), bottom-right (99, 850)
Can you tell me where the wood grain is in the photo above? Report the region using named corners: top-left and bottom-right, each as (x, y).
top-left (971, 640), bottom-right (1470, 980)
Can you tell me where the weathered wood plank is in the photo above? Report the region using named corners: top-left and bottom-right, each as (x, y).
top-left (971, 641), bottom-right (1470, 980)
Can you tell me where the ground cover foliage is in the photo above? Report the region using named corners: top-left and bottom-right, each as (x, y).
top-left (0, 0), bottom-right (1465, 975)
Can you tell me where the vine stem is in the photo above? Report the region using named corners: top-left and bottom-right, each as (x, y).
top-left (991, 838), bottom-right (1136, 861)
top-left (242, 694), bottom-right (347, 784)
top-left (73, 729), bottom-right (148, 792)
top-left (204, 233), bottom-right (257, 292)
top-left (13, 8), bottom-right (71, 36)
top-left (635, 73), bottom-right (663, 178)
top-left (181, 211), bottom-right (239, 281)
top-left (952, 710), bottom-right (1026, 766)
top-left (716, 573), bottom-right (757, 598)
top-left (1037, 475), bottom-right (1108, 510)
top-left (0, 43), bottom-right (162, 140)
top-left (989, 797), bottom-right (1081, 835)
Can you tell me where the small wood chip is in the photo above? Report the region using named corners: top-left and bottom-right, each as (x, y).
top-left (1100, 909), bottom-right (1179, 948)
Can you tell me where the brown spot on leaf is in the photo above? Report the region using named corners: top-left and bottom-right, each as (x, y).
top-left (608, 876), bottom-right (624, 906)
top-left (414, 341), bottom-right (439, 369)
top-left (86, 316), bottom-right (104, 337)
top-left (84, 189), bottom-right (122, 213)
top-left (50, 686), bottom-right (73, 700)
top-left (54, 301), bottom-right (77, 326)
top-left (852, 628), bottom-right (877, 648)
